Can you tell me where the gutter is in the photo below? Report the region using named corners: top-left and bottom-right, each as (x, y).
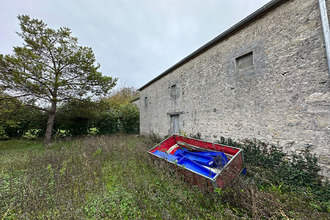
top-left (130, 96), bottom-right (140, 103)
top-left (139, 0), bottom-right (287, 91)
top-left (319, 0), bottom-right (330, 75)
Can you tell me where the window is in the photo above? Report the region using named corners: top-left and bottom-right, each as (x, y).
top-left (171, 115), bottom-right (179, 134)
top-left (236, 51), bottom-right (255, 76)
top-left (170, 84), bottom-right (177, 98)
top-left (144, 96), bottom-right (148, 106)
top-left (227, 44), bottom-right (266, 83)
top-left (170, 83), bottom-right (180, 99)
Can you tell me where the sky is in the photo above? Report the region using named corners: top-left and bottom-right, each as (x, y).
top-left (0, 0), bottom-right (271, 90)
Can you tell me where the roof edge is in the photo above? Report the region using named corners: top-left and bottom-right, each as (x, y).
top-left (130, 96), bottom-right (140, 103)
top-left (139, 0), bottom-right (287, 91)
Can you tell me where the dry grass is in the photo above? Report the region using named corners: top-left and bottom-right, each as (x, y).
top-left (0, 135), bottom-right (329, 219)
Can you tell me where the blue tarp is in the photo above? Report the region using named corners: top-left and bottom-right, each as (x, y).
top-left (152, 148), bottom-right (228, 178)
top-left (177, 157), bottom-right (216, 178)
top-left (192, 151), bottom-right (229, 168)
top-left (174, 149), bottom-right (214, 166)
top-left (153, 150), bottom-right (179, 162)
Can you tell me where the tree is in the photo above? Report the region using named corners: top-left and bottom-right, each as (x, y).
top-left (103, 86), bottom-right (138, 110)
top-left (55, 98), bottom-right (101, 136)
top-left (99, 86), bottom-right (139, 134)
top-left (0, 91), bottom-right (47, 139)
top-left (0, 15), bottom-right (117, 146)
top-left (118, 103), bottom-right (139, 134)
top-left (0, 92), bottom-right (21, 139)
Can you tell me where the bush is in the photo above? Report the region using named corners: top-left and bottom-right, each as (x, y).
top-left (1, 136), bottom-right (329, 219)
top-left (118, 103), bottom-right (139, 134)
top-left (217, 137), bottom-right (329, 204)
top-left (55, 99), bottom-right (140, 136)
top-left (1, 106), bottom-right (46, 139)
top-left (95, 109), bottom-right (119, 134)
top-left (55, 99), bottom-right (99, 136)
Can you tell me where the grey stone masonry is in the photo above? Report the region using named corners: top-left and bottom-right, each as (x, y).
top-left (139, 0), bottom-right (330, 178)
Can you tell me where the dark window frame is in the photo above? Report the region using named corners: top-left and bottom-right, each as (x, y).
top-left (170, 84), bottom-right (177, 98)
top-left (235, 51), bottom-right (255, 77)
top-left (144, 96), bottom-right (148, 106)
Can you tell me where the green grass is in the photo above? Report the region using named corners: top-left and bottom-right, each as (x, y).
top-left (0, 135), bottom-right (329, 219)
top-left (0, 140), bottom-right (43, 172)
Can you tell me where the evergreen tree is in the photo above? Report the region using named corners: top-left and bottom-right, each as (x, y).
top-left (0, 15), bottom-right (117, 145)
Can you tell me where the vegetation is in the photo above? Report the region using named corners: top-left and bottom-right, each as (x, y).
top-left (0, 87), bottom-right (139, 139)
top-left (0, 93), bottom-right (46, 139)
top-left (1, 9), bottom-right (327, 220)
top-left (0, 15), bottom-right (117, 145)
top-left (0, 135), bottom-right (329, 219)
top-left (217, 137), bottom-right (330, 205)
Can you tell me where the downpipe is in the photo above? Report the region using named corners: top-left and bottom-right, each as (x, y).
top-left (319, 0), bottom-right (330, 75)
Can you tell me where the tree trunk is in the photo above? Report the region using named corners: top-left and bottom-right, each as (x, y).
top-left (44, 100), bottom-right (57, 147)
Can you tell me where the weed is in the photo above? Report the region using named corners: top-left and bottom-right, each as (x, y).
top-left (0, 135), bottom-right (329, 219)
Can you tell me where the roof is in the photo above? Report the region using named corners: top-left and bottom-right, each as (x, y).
top-left (130, 96), bottom-right (140, 103)
top-left (139, 0), bottom-right (287, 91)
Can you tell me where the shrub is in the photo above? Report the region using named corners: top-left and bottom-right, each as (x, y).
top-left (118, 103), bottom-right (139, 134)
top-left (55, 99), bottom-right (99, 136)
top-left (1, 135), bottom-right (329, 219)
top-left (217, 137), bottom-right (329, 204)
top-left (95, 109), bottom-right (119, 134)
top-left (2, 107), bottom-right (46, 139)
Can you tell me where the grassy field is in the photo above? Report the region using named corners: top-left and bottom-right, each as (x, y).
top-left (0, 135), bottom-right (329, 219)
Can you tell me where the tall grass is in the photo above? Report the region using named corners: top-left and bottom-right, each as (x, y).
top-left (0, 140), bottom-right (43, 172)
top-left (0, 135), bottom-right (329, 219)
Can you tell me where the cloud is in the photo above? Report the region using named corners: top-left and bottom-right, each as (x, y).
top-left (0, 0), bottom-right (271, 89)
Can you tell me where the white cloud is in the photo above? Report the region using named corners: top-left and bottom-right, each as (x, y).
top-left (0, 0), bottom-right (272, 88)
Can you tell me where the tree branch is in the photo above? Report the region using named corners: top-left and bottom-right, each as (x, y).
top-left (0, 93), bottom-right (33, 100)
top-left (25, 104), bottom-right (49, 113)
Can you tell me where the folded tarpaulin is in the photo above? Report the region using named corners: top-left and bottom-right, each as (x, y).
top-left (190, 150), bottom-right (228, 168)
top-left (153, 150), bottom-right (217, 178)
top-left (174, 149), bottom-right (214, 166)
top-left (148, 134), bottom-right (244, 189)
top-left (177, 156), bottom-right (217, 178)
top-left (153, 150), bottom-right (179, 163)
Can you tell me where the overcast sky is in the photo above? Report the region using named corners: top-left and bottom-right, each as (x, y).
top-left (0, 0), bottom-right (271, 90)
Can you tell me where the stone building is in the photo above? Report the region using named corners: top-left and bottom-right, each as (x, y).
top-left (138, 0), bottom-right (330, 177)
top-left (130, 97), bottom-right (140, 106)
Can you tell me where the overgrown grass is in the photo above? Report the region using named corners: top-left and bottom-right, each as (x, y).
top-left (0, 135), bottom-right (329, 219)
top-left (217, 137), bottom-right (330, 214)
top-left (0, 140), bottom-right (43, 172)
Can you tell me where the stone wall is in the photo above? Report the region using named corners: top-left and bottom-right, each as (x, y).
top-left (139, 0), bottom-right (330, 177)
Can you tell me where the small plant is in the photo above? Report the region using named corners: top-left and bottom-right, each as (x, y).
top-left (190, 132), bottom-right (202, 139)
top-left (179, 130), bottom-right (187, 137)
top-left (1, 135), bottom-right (329, 219)
top-left (148, 132), bottom-right (163, 144)
top-left (217, 136), bottom-right (328, 205)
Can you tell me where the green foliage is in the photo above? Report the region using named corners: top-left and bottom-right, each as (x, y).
top-left (95, 109), bottom-right (119, 134)
top-left (0, 93), bottom-right (21, 139)
top-left (0, 15), bottom-right (117, 145)
top-left (0, 15), bottom-right (117, 101)
top-left (103, 86), bottom-right (138, 110)
top-left (55, 99), bottom-right (100, 136)
top-left (54, 97), bottom-right (140, 136)
top-left (0, 93), bottom-right (47, 139)
top-left (94, 87), bottom-right (140, 135)
top-left (118, 103), bottom-right (139, 134)
top-left (0, 136), bottom-right (329, 219)
top-left (217, 137), bottom-right (329, 204)
top-left (3, 108), bottom-right (46, 138)
top-left (1, 85), bottom-right (139, 139)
